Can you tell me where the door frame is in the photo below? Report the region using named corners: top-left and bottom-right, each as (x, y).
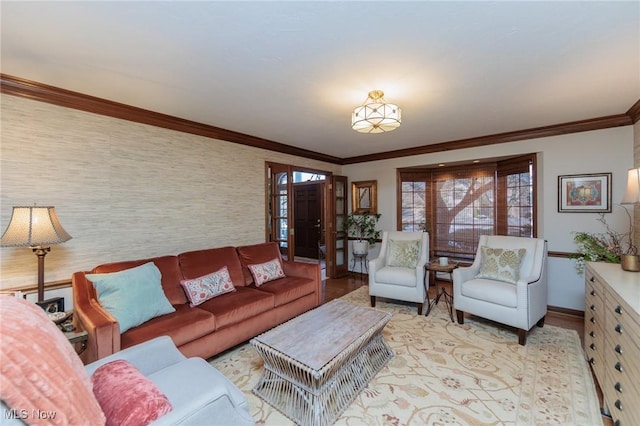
top-left (265, 162), bottom-right (347, 277)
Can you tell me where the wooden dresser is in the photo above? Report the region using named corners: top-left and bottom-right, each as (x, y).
top-left (584, 262), bottom-right (640, 425)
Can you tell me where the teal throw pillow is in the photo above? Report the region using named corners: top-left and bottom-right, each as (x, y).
top-left (87, 262), bottom-right (175, 333)
top-left (387, 239), bottom-right (421, 268)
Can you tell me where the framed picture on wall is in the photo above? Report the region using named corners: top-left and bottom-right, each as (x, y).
top-left (352, 180), bottom-right (377, 214)
top-left (558, 172), bottom-right (612, 213)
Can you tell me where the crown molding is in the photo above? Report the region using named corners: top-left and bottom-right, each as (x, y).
top-left (0, 74), bottom-right (343, 165)
top-left (2, 74), bottom-right (637, 166)
top-left (343, 114), bottom-right (633, 164)
top-left (627, 98), bottom-right (640, 124)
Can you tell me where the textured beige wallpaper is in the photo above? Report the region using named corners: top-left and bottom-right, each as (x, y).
top-left (0, 95), bottom-right (341, 290)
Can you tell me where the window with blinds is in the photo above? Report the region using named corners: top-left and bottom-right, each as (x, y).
top-left (398, 155), bottom-right (535, 260)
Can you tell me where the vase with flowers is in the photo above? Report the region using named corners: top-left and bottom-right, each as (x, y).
top-left (571, 209), bottom-right (639, 274)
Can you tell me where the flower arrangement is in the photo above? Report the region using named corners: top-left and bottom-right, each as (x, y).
top-left (572, 209), bottom-right (637, 274)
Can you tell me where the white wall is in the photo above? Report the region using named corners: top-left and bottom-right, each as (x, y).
top-left (343, 126), bottom-right (634, 310)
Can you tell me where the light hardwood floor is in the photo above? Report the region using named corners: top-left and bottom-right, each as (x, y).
top-left (322, 274), bottom-right (612, 426)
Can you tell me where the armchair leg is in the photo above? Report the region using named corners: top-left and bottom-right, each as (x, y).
top-left (518, 329), bottom-right (527, 346)
top-left (370, 296), bottom-right (376, 308)
top-left (536, 316), bottom-right (545, 328)
top-left (417, 304), bottom-right (423, 316)
top-left (456, 310), bottom-right (464, 324)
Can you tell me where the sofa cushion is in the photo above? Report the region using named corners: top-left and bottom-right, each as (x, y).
top-left (92, 360), bottom-right (172, 426)
top-left (196, 287), bottom-right (274, 329)
top-left (180, 266), bottom-right (236, 307)
top-left (93, 255), bottom-right (187, 305)
top-left (248, 258), bottom-right (285, 286)
top-left (179, 246), bottom-right (246, 287)
top-left (0, 297), bottom-right (106, 425)
top-left (87, 262), bottom-right (176, 333)
top-left (253, 275), bottom-right (317, 307)
top-left (121, 305), bottom-right (216, 350)
top-left (237, 242), bottom-right (284, 285)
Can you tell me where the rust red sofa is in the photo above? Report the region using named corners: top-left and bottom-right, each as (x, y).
top-left (72, 242), bottom-right (321, 364)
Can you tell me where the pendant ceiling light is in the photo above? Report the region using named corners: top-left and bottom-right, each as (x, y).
top-left (351, 90), bottom-right (401, 133)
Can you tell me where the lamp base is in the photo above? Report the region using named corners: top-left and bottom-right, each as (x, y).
top-left (36, 297), bottom-right (64, 314)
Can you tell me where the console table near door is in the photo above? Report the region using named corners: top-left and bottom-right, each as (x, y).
top-left (584, 262), bottom-right (640, 425)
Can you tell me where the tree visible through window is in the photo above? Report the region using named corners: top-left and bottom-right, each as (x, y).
top-left (398, 155), bottom-right (535, 260)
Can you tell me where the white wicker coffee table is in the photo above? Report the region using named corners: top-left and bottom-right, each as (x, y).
top-left (250, 299), bottom-right (393, 426)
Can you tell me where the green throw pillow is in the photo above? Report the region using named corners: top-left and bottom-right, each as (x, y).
top-left (387, 239), bottom-right (421, 268)
top-left (87, 262), bottom-right (175, 333)
top-left (476, 246), bottom-right (526, 284)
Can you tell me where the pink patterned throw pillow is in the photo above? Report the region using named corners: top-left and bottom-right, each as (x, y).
top-left (92, 360), bottom-right (172, 426)
top-left (180, 266), bottom-right (236, 307)
top-left (248, 258), bottom-right (285, 286)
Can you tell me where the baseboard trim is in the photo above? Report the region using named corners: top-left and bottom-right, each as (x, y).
top-left (548, 304), bottom-right (584, 319)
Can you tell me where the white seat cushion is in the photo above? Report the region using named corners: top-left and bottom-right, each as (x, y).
top-left (461, 278), bottom-right (517, 308)
top-left (375, 266), bottom-right (417, 287)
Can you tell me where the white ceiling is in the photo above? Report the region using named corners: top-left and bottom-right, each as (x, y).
top-left (2, 1), bottom-right (639, 160)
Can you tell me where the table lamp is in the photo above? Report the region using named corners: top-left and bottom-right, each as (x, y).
top-left (1, 205), bottom-right (72, 302)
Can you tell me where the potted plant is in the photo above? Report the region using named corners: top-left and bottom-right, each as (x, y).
top-left (571, 209), bottom-right (639, 273)
top-left (343, 212), bottom-right (382, 254)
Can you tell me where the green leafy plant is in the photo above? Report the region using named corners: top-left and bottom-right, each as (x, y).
top-left (571, 210), bottom-right (638, 274)
top-left (343, 212), bottom-right (382, 245)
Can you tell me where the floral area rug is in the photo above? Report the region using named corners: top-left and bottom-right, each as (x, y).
top-left (210, 286), bottom-right (602, 425)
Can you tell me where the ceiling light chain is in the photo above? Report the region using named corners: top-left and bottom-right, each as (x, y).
top-left (351, 90), bottom-right (401, 133)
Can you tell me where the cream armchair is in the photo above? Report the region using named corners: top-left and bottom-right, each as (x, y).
top-left (452, 235), bottom-right (548, 345)
top-left (369, 231), bottom-right (429, 314)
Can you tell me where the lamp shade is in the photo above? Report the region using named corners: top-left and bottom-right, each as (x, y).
top-left (621, 167), bottom-right (640, 204)
top-left (1, 206), bottom-right (72, 247)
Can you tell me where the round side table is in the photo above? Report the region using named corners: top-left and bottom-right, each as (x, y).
top-left (424, 260), bottom-right (459, 322)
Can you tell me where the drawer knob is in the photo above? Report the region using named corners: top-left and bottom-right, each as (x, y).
top-left (615, 324), bottom-right (623, 334)
top-left (590, 290), bottom-right (596, 296)
top-left (615, 361), bottom-right (623, 372)
top-left (590, 304), bottom-right (595, 311)
top-left (589, 276), bottom-right (595, 283)
top-left (588, 357), bottom-right (594, 365)
top-left (589, 331), bottom-right (595, 338)
top-left (615, 400), bottom-right (622, 411)
top-left (615, 344), bottom-right (622, 355)
top-left (615, 305), bottom-right (622, 315)
top-left (590, 343), bottom-right (596, 350)
top-left (614, 382), bottom-right (622, 393)
top-left (590, 317), bottom-right (596, 324)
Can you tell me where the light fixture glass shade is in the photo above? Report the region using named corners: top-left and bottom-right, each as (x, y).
top-left (621, 167), bottom-right (640, 204)
top-left (352, 90), bottom-right (401, 133)
top-left (1, 206), bottom-right (72, 247)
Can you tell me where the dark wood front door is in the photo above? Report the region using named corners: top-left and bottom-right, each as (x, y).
top-left (294, 182), bottom-right (322, 258)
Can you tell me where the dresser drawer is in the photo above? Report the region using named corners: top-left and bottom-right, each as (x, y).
top-left (604, 361), bottom-right (640, 426)
top-left (606, 295), bottom-right (640, 347)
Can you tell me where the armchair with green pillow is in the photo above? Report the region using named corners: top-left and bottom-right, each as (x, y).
top-left (452, 235), bottom-right (548, 345)
top-left (369, 231), bottom-right (430, 314)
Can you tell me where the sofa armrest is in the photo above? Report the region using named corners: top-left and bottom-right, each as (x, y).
top-left (72, 271), bottom-right (120, 364)
top-left (282, 260), bottom-right (322, 306)
top-left (85, 336), bottom-right (186, 376)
